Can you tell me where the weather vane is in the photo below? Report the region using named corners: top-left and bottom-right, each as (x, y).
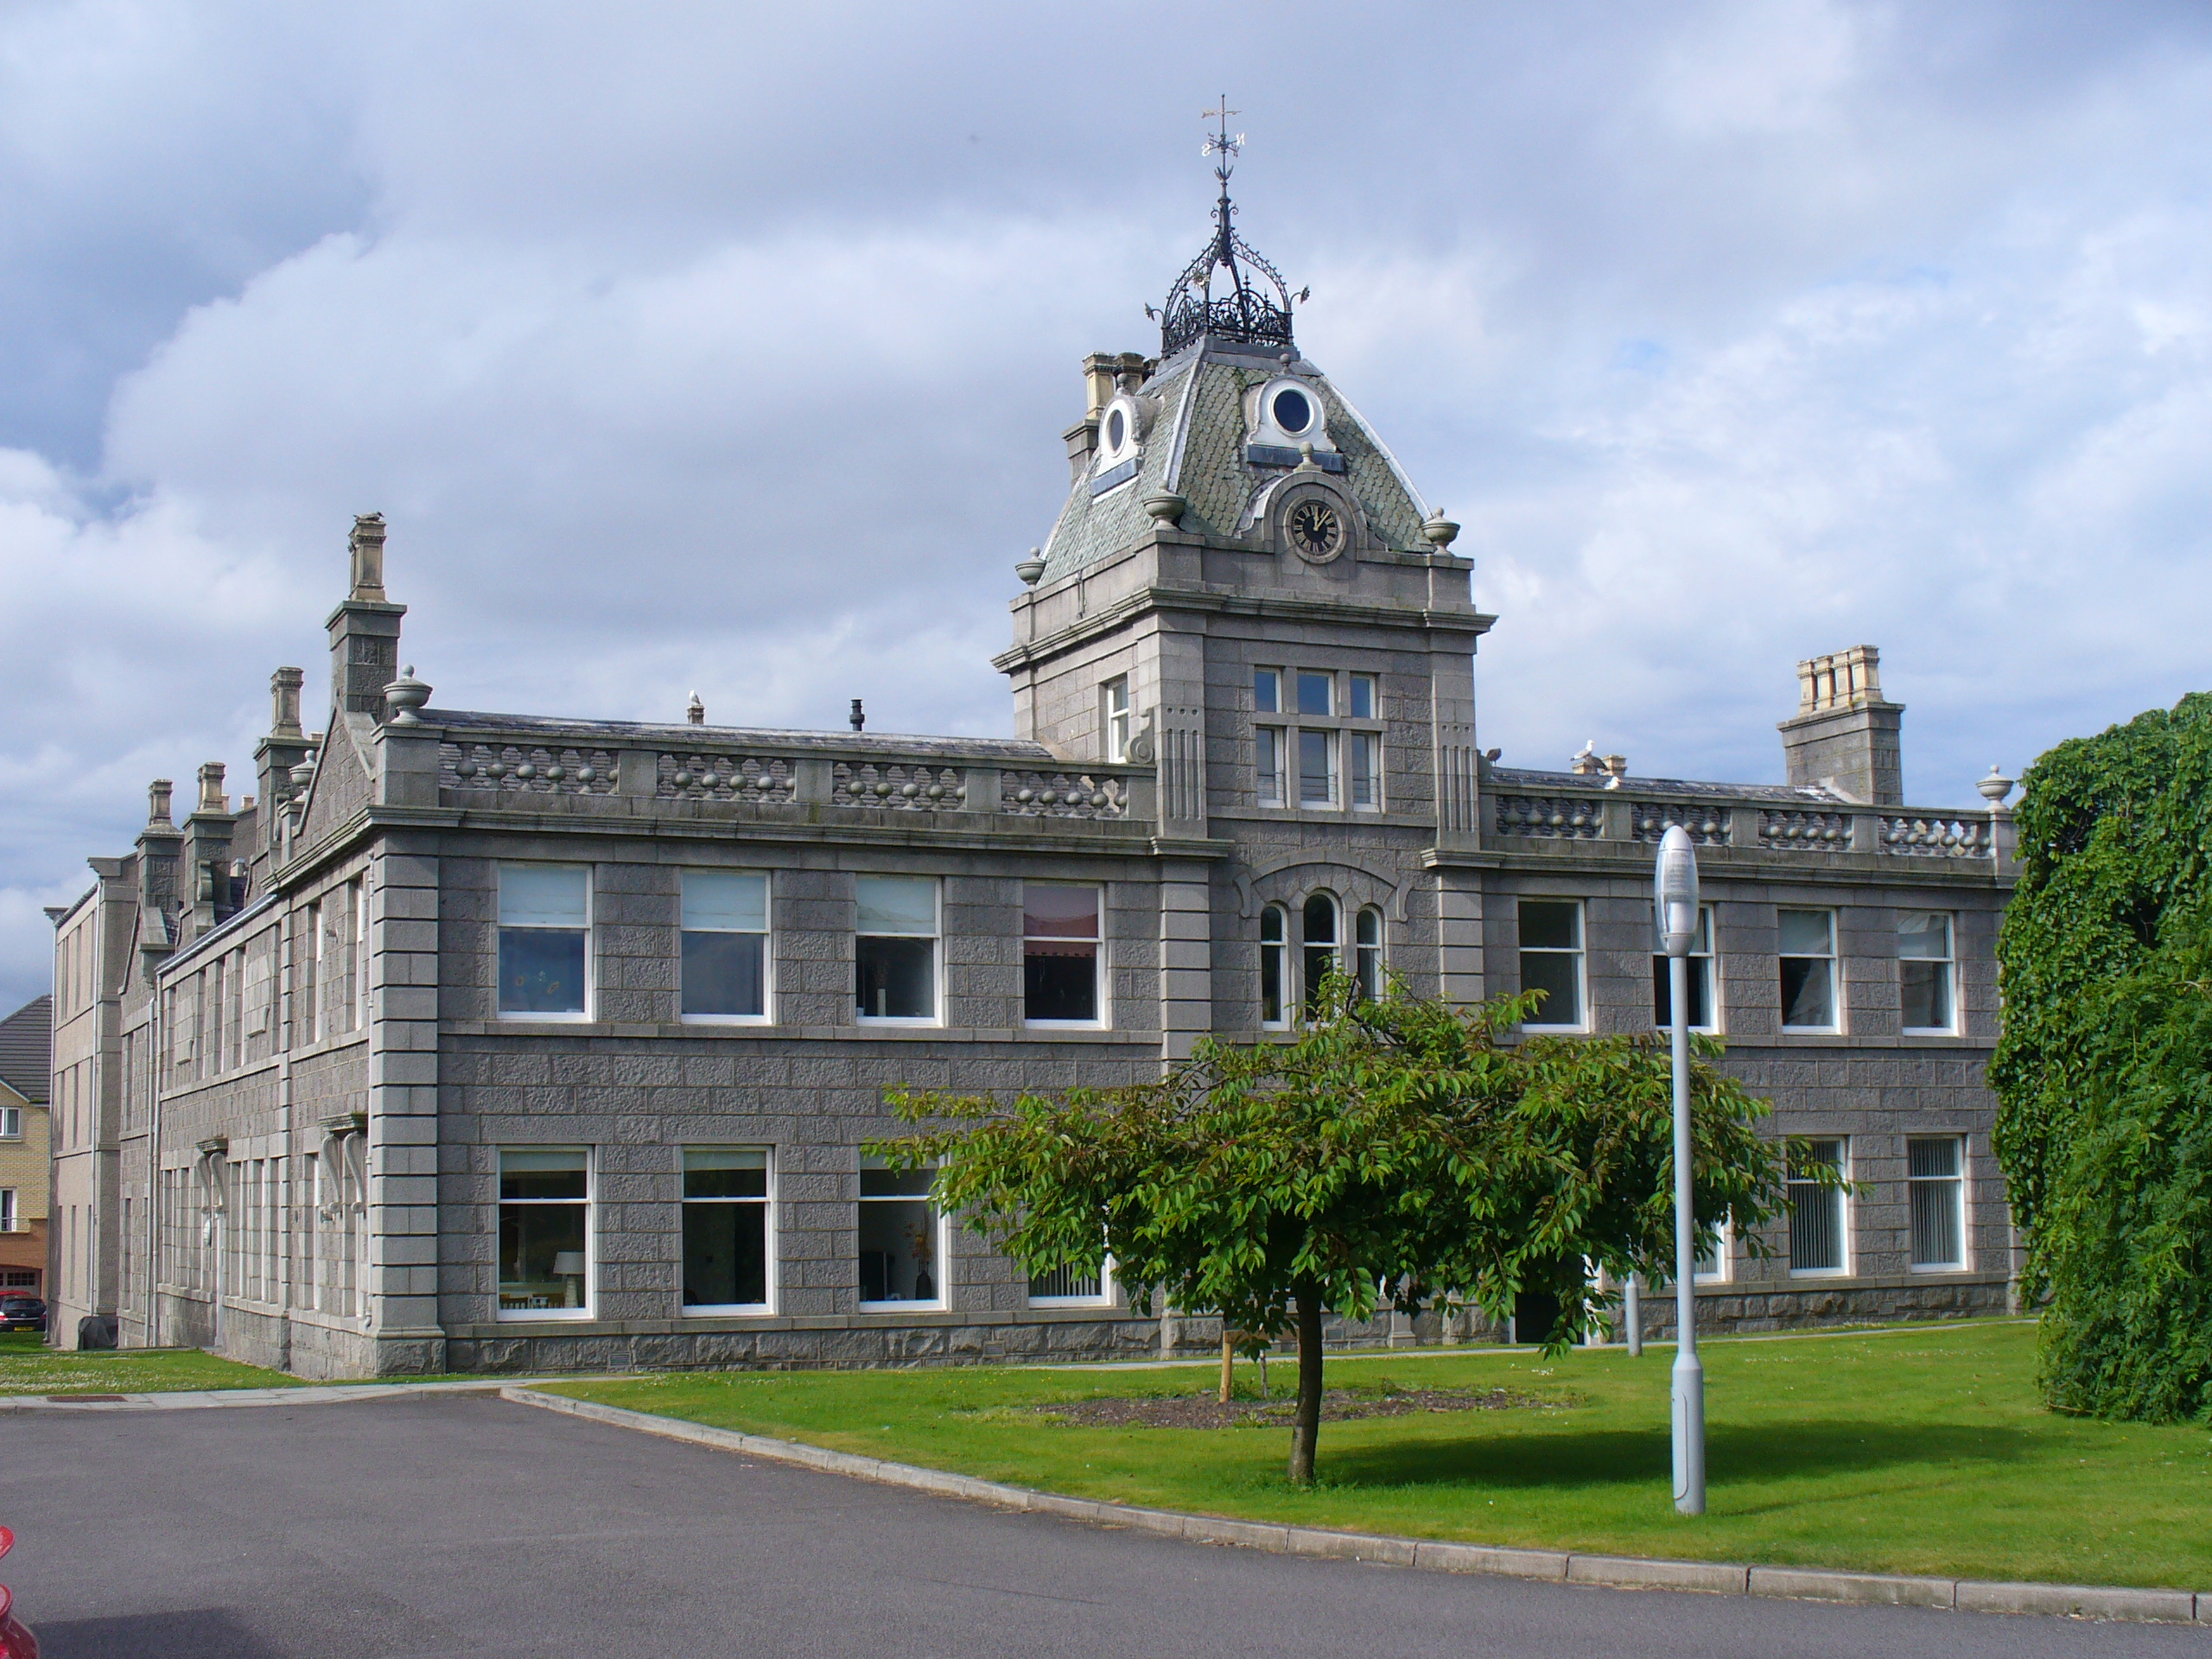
top-left (1201, 96), bottom-right (1243, 186)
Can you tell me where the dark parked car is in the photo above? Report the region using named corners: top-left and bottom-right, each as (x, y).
top-left (0, 1299), bottom-right (45, 1334)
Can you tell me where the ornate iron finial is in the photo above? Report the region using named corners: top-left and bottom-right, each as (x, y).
top-left (1158, 100), bottom-right (1299, 358)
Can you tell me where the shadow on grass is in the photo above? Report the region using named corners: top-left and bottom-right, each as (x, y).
top-left (1323, 1421), bottom-right (2039, 1492)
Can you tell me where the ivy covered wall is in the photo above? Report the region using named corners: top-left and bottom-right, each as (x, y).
top-left (1991, 691), bottom-right (2212, 1421)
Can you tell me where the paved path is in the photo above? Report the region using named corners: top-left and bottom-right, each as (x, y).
top-left (0, 1395), bottom-right (2193, 1658)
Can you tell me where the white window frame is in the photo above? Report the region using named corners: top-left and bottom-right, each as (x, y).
top-left (0, 1190), bottom-right (16, 1233)
top-left (680, 1147), bottom-right (775, 1315)
top-left (680, 869), bottom-right (773, 1025)
top-left (1778, 907), bottom-right (1841, 1033)
top-left (496, 862), bottom-right (594, 1023)
top-left (1260, 904), bottom-right (1289, 1030)
top-left (1517, 898), bottom-right (1588, 1032)
top-left (1348, 673), bottom-right (1377, 721)
top-left (1297, 727), bottom-right (1340, 809)
top-left (1898, 911), bottom-right (1957, 1036)
top-left (1027, 1253), bottom-right (1115, 1308)
top-left (855, 874), bottom-right (942, 1027)
top-left (1652, 906), bottom-right (1720, 1034)
top-left (1301, 891), bottom-right (1341, 1017)
top-left (1787, 1136), bottom-right (1851, 1277)
top-left (1255, 726), bottom-right (1287, 808)
top-left (1354, 906), bottom-right (1384, 1000)
top-left (1253, 666), bottom-right (1282, 715)
top-left (858, 1157), bottom-right (946, 1311)
top-left (1102, 677), bottom-right (1130, 763)
top-left (1348, 728), bottom-right (1382, 811)
top-left (1294, 669), bottom-right (1336, 718)
top-left (1906, 1135), bottom-right (1969, 1271)
top-left (1021, 881), bottom-right (1105, 1029)
top-left (496, 1147), bottom-right (594, 1322)
top-left (1694, 1215), bottom-right (1732, 1283)
top-left (0, 1104), bottom-right (21, 1140)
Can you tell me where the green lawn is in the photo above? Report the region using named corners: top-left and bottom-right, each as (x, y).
top-left (550, 1319), bottom-right (2212, 1591)
top-left (0, 1331), bottom-right (302, 1395)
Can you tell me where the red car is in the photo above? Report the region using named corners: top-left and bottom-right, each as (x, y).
top-left (0, 1527), bottom-right (37, 1657)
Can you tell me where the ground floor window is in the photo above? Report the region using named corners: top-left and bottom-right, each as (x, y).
top-left (683, 1148), bottom-right (770, 1311)
top-left (1907, 1135), bottom-right (1967, 1269)
top-left (859, 1160), bottom-right (941, 1307)
top-left (1028, 1251), bottom-right (1110, 1306)
top-left (1788, 1137), bottom-right (1849, 1275)
top-left (0, 1270), bottom-right (37, 1288)
top-left (499, 1148), bottom-right (591, 1319)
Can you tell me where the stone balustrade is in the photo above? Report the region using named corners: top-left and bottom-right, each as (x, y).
top-left (1485, 781), bottom-right (2005, 866)
top-left (428, 728), bottom-right (1154, 830)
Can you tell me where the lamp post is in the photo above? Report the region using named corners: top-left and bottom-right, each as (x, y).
top-left (1656, 824), bottom-right (1704, 1516)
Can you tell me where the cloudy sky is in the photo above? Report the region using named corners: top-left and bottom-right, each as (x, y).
top-left (3, 1), bottom-right (2209, 1009)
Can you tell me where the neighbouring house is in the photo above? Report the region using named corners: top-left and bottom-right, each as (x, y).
top-left (0, 997), bottom-right (54, 1299)
top-left (49, 170), bottom-right (2018, 1376)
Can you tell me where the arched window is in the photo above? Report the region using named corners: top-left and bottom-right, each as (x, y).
top-left (1356, 907), bottom-right (1384, 1000)
top-left (1260, 905), bottom-right (1287, 1028)
top-left (1302, 893), bottom-right (1339, 1016)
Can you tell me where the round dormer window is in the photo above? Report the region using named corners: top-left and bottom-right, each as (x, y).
top-left (1271, 387), bottom-right (1313, 435)
top-left (1106, 407), bottom-right (1127, 450)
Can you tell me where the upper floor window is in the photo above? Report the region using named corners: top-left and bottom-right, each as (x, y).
top-left (1254, 668), bottom-right (1281, 713)
top-left (1302, 893), bottom-right (1339, 1015)
top-left (1349, 674), bottom-right (1377, 719)
top-left (1103, 677), bottom-right (1131, 762)
top-left (1652, 906), bottom-right (1718, 1032)
top-left (1260, 905), bottom-right (1287, 1028)
top-left (0, 1106), bottom-right (17, 1140)
top-left (0, 1190), bottom-right (15, 1233)
top-left (1778, 908), bottom-right (1839, 1032)
top-left (1518, 899), bottom-right (1585, 1030)
top-left (498, 864), bottom-right (592, 1019)
top-left (1295, 671), bottom-right (1334, 716)
top-left (1298, 729), bottom-right (1338, 808)
top-left (1898, 911), bottom-right (1955, 1033)
top-left (1024, 884), bottom-right (1102, 1025)
top-left (1349, 731), bottom-right (1380, 810)
top-left (683, 870), bottom-right (770, 1021)
top-left (1255, 728), bottom-right (1286, 808)
top-left (855, 875), bottom-right (938, 1023)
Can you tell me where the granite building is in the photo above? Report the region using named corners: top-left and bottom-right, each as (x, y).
top-left (48, 178), bottom-right (2018, 1376)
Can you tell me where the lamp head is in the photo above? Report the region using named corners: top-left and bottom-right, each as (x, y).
top-left (1656, 823), bottom-right (1700, 957)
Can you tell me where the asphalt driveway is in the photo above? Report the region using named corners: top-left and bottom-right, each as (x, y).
top-left (0, 1393), bottom-right (2194, 1658)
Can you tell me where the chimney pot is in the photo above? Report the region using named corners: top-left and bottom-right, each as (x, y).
top-left (149, 779), bottom-right (174, 825)
top-left (197, 762), bottom-right (228, 815)
top-left (849, 698), bottom-right (866, 733)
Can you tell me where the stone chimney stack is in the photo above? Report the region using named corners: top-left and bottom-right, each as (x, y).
top-left (148, 779), bottom-right (174, 825)
top-left (197, 762), bottom-right (228, 816)
top-left (256, 666), bottom-right (316, 852)
top-left (327, 513), bottom-right (407, 722)
top-left (1777, 645), bottom-right (1904, 806)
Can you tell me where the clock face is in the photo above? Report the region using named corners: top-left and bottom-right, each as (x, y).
top-left (1287, 498), bottom-right (1344, 562)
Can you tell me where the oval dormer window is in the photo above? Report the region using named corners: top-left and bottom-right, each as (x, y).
top-left (1106, 407), bottom-right (1127, 450)
top-left (1271, 387), bottom-right (1313, 435)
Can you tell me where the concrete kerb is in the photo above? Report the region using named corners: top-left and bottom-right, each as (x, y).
top-left (499, 1385), bottom-right (2207, 1627)
top-left (0, 1377), bottom-right (531, 1414)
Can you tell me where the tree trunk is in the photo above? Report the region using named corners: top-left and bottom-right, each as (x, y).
top-left (1288, 1287), bottom-right (1325, 1487)
top-left (1220, 1327), bottom-right (1234, 1403)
